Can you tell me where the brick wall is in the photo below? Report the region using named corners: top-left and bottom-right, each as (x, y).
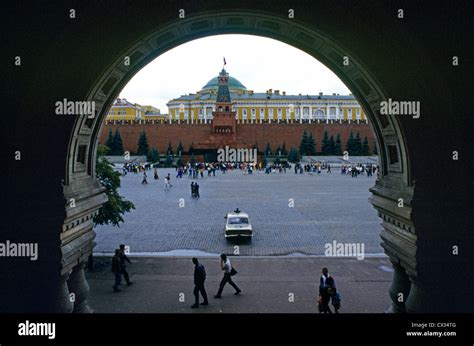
top-left (99, 122), bottom-right (376, 154)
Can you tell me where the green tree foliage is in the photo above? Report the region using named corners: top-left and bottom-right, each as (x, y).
top-left (105, 129), bottom-right (114, 152)
top-left (165, 155), bottom-right (173, 167)
top-left (346, 131), bottom-right (355, 155)
top-left (321, 131), bottom-right (330, 155)
top-left (275, 145), bottom-right (282, 156)
top-left (167, 141), bottom-right (174, 156)
top-left (334, 133), bottom-right (343, 156)
top-left (281, 142), bottom-right (288, 155)
top-left (307, 133), bottom-right (317, 155)
top-left (137, 131), bottom-right (149, 156)
top-left (265, 142), bottom-right (273, 156)
top-left (362, 136), bottom-right (370, 155)
top-left (93, 146), bottom-right (135, 226)
top-left (112, 129), bottom-right (124, 156)
top-left (353, 131), bottom-right (363, 155)
top-left (328, 135), bottom-right (336, 155)
top-left (288, 148), bottom-right (300, 163)
top-left (177, 141), bottom-right (184, 155)
top-left (299, 130), bottom-right (309, 155)
top-left (373, 140), bottom-right (378, 155)
top-left (146, 148), bottom-right (160, 163)
top-left (190, 153), bottom-right (196, 165)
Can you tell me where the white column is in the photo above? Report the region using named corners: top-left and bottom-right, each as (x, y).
top-left (335, 105), bottom-right (339, 120)
top-left (299, 106), bottom-right (302, 124)
top-left (326, 105), bottom-right (330, 122)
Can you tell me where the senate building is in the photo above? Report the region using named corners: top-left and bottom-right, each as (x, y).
top-left (167, 71), bottom-right (367, 124)
top-left (101, 68), bottom-right (375, 159)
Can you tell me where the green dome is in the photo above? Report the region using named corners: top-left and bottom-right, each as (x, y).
top-left (201, 75), bottom-right (247, 92)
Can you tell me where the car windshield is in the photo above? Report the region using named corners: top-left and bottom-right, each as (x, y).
top-left (228, 217), bottom-right (249, 225)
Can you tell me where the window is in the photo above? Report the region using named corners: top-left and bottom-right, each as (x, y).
top-left (251, 108), bottom-right (256, 118)
top-left (77, 145), bottom-right (87, 164)
top-left (242, 109), bottom-right (247, 118)
top-left (260, 108), bottom-right (264, 118)
top-left (277, 108), bottom-right (282, 118)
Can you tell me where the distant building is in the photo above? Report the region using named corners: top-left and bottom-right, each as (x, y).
top-left (167, 70), bottom-right (367, 124)
top-left (106, 98), bottom-right (166, 122)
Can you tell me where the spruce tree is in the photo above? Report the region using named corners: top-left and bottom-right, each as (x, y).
top-left (308, 133), bottom-right (317, 155)
top-left (137, 131), bottom-right (149, 156)
top-left (165, 155), bottom-right (173, 167)
top-left (281, 142), bottom-right (288, 155)
top-left (362, 136), bottom-right (370, 155)
top-left (177, 141), bottom-right (184, 155)
top-left (275, 145), bottom-right (282, 156)
top-left (105, 129), bottom-right (115, 153)
top-left (353, 131), bottom-right (362, 155)
top-left (328, 135), bottom-right (336, 155)
top-left (113, 129), bottom-right (124, 156)
top-left (321, 131), bottom-right (330, 155)
top-left (146, 148), bottom-right (159, 163)
top-left (167, 141), bottom-right (174, 156)
top-left (288, 148), bottom-right (300, 163)
top-left (346, 131), bottom-right (354, 155)
top-left (299, 130), bottom-right (309, 155)
top-left (265, 142), bottom-right (273, 156)
top-left (334, 133), bottom-right (343, 155)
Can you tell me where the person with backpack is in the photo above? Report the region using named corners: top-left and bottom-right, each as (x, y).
top-left (191, 258), bottom-right (208, 308)
top-left (214, 254), bottom-right (241, 298)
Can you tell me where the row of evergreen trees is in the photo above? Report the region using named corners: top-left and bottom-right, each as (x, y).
top-left (105, 129), bottom-right (185, 160)
top-left (298, 130), bottom-right (375, 156)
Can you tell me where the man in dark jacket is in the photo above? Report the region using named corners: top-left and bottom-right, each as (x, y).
top-left (319, 267), bottom-right (336, 313)
top-left (112, 249), bottom-right (123, 293)
top-left (119, 244), bottom-right (132, 286)
top-left (191, 258), bottom-right (208, 308)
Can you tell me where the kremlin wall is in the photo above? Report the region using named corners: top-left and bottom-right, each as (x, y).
top-left (98, 121), bottom-right (376, 156)
top-left (99, 69), bottom-right (376, 156)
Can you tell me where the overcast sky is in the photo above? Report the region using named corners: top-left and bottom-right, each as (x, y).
top-left (120, 34), bottom-right (351, 112)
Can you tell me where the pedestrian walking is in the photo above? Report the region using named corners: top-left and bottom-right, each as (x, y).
top-left (153, 167), bottom-right (159, 180)
top-left (191, 258), bottom-right (209, 308)
top-left (318, 267), bottom-right (336, 313)
top-left (214, 254), bottom-right (241, 298)
top-left (119, 244), bottom-right (132, 286)
top-left (141, 172), bottom-right (148, 184)
top-left (111, 249), bottom-right (123, 293)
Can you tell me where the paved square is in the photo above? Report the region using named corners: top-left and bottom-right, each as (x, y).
top-left (94, 168), bottom-right (383, 256)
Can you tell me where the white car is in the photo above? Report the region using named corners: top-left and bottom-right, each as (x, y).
top-left (224, 209), bottom-right (253, 240)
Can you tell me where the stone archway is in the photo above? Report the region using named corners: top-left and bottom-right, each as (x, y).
top-left (64, 10), bottom-right (414, 313)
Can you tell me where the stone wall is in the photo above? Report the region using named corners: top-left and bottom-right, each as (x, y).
top-left (98, 122), bottom-right (376, 154)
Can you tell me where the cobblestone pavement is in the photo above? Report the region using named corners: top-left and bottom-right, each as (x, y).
top-left (94, 168), bottom-right (383, 256)
top-left (86, 256), bottom-right (392, 313)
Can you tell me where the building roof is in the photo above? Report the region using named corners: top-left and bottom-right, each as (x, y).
top-left (168, 92), bottom-right (356, 103)
top-left (200, 75), bottom-right (247, 92)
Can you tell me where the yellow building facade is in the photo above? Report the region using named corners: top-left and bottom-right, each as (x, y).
top-left (167, 74), bottom-right (367, 124)
top-left (106, 98), bottom-right (166, 122)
